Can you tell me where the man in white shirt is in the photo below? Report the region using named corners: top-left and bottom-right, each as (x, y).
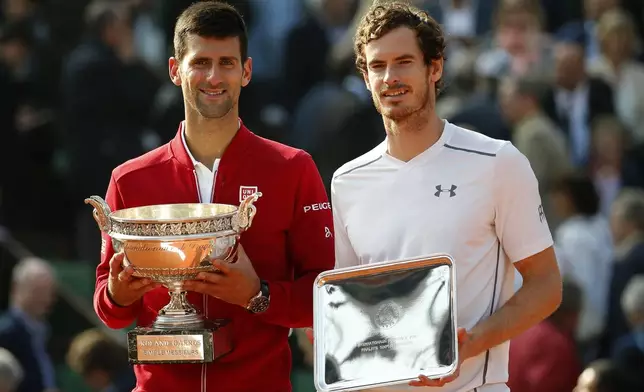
top-left (328, 2), bottom-right (563, 391)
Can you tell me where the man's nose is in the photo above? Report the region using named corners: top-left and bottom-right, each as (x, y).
top-left (206, 65), bottom-right (224, 85)
top-left (383, 66), bottom-right (400, 86)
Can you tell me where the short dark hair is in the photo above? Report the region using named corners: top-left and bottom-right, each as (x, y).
top-left (173, 1), bottom-right (248, 62)
top-left (354, 1), bottom-right (446, 94)
top-left (551, 172), bottom-right (600, 216)
top-left (84, 0), bottom-right (131, 39)
top-left (555, 23), bottom-right (587, 50)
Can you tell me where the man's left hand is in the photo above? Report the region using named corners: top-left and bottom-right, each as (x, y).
top-left (409, 328), bottom-right (472, 387)
top-left (182, 245), bottom-right (260, 308)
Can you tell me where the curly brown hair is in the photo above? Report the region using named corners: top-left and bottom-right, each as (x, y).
top-left (354, 1), bottom-right (446, 93)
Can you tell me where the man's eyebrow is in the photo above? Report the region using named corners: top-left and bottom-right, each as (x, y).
top-left (189, 55), bottom-right (240, 63)
top-left (190, 56), bottom-right (210, 63)
top-left (219, 56), bottom-right (239, 62)
top-left (368, 54), bottom-right (416, 65)
top-left (394, 54), bottom-right (416, 61)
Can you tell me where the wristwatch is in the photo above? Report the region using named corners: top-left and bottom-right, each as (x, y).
top-left (246, 280), bottom-right (270, 313)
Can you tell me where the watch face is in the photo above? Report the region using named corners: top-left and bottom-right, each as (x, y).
top-left (249, 297), bottom-right (270, 313)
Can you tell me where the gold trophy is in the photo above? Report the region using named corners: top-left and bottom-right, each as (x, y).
top-left (84, 193), bottom-right (261, 364)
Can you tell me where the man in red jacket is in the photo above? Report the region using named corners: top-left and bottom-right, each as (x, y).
top-left (91, 2), bottom-right (335, 391)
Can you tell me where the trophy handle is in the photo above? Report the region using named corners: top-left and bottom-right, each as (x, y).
top-left (233, 192), bottom-right (262, 232)
top-left (84, 196), bottom-right (112, 233)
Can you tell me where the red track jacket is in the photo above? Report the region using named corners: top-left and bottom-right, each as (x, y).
top-left (93, 121), bottom-right (335, 392)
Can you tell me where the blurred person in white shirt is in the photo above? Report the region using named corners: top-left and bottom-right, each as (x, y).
top-left (549, 172), bottom-right (613, 359)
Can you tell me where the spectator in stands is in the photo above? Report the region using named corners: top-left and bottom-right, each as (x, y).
top-left (497, 73), bottom-right (570, 225)
top-left (611, 275), bottom-right (644, 367)
top-left (61, 0), bottom-right (160, 263)
top-left (556, 0), bottom-right (622, 64)
top-left (446, 66), bottom-right (511, 142)
top-left (589, 8), bottom-right (644, 143)
top-left (590, 115), bottom-right (644, 217)
top-left (602, 188), bottom-right (644, 357)
top-left (508, 280), bottom-right (583, 392)
top-left (549, 172), bottom-right (613, 361)
top-left (66, 328), bottom-right (135, 392)
top-left (0, 348), bottom-right (23, 392)
top-left (422, 0), bottom-right (497, 47)
top-left (475, 0), bottom-right (553, 78)
top-left (0, 18), bottom-right (58, 126)
top-left (0, 0), bottom-right (52, 47)
top-left (574, 358), bottom-right (643, 391)
top-left (542, 24), bottom-right (615, 168)
top-left (281, 0), bottom-right (357, 112)
top-left (0, 19), bottom-right (63, 234)
top-left (0, 257), bottom-right (58, 392)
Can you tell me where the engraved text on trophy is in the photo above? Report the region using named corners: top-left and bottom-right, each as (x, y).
top-left (136, 335), bottom-right (205, 362)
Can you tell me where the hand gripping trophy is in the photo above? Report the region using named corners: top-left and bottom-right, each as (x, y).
top-left (85, 192), bottom-right (261, 364)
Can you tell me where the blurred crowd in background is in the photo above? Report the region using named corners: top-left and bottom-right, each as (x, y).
top-left (1, 0), bottom-right (644, 391)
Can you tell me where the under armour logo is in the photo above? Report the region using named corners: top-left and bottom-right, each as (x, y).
top-left (325, 227), bottom-right (333, 238)
top-left (538, 204), bottom-right (545, 223)
top-left (434, 185), bottom-right (457, 198)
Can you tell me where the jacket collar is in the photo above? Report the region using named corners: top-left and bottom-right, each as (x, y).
top-left (169, 118), bottom-right (253, 169)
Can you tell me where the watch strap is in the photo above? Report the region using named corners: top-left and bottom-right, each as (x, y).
top-left (246, 280), bottom-right (270, 313)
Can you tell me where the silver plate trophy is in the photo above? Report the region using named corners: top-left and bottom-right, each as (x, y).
top-left (85, 192), bottom-right (261, 364)
top-left (313, 254), bottom-right (458, 391)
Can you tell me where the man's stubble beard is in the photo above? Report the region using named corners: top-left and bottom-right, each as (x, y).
top-left (374, 79), bottom-right (432, 136)
top-left (182, 78), bottom-right (237, 119)
top-left (194, 93), bottom-right (235, 119)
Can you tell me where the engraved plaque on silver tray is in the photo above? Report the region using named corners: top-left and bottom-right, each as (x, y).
top-left (313, 254), bottom-right (458, 391)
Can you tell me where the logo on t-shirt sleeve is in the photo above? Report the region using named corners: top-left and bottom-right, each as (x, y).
top-left (538, 204), bottom-right (546, 223)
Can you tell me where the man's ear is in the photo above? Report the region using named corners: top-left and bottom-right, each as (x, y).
top-left (169, 57), bottom-right (182, 86)
top-left (363, 72), bottom-right (371, 92)
top-left (429, 58), bottom-right (444, 85)
top-left (241, 57), bottom-right (253, 88)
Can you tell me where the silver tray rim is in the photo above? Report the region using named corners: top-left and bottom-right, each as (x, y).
top-left (312, 252), bottom-right (459, 392)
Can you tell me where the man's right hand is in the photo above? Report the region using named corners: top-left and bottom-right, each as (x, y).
top-left (107, 252), bottom-right (160, 307)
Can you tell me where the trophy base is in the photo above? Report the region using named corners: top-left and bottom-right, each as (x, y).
top-left (127, 319), bottom-right (232, 364)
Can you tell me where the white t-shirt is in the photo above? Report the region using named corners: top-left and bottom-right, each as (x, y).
top-left (330, 121), bottom-right (554, 391)
top-left (181, 123), bottom-right (220, 203)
